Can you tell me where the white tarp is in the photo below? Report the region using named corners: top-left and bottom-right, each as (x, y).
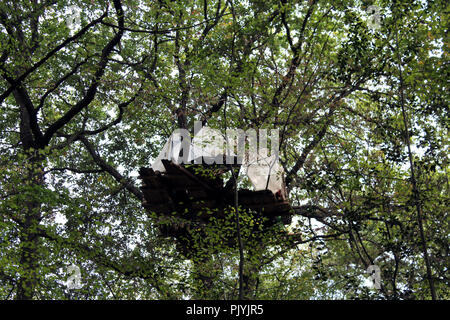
top-left (151, 131), bottom-right (184, 172)
top-left (242, 147), bottom-right (284, 194)
top-left (151, 129), bottom-right (284, 195)
top-left (188, 126), bottom-right (229, 163)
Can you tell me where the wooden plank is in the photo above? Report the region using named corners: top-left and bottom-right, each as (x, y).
top-left (143, 202), bottom-right (174, 215)
top-left (162, 159), bottom-right (216, 192)
top-left (141, 188), bottom-right (171, 203)
top-left (257, 202), bottom-right (293, 217)
top-left (160, 173), bottom-right (199, 188)
top-left (141, 176), bottom-right (163, 188)
top-left (239, 193), bottom-right (274, 205)
top-left (139, 160), bottom-right (293, 228)
top-left (138, 167), bottom-right (155, 178)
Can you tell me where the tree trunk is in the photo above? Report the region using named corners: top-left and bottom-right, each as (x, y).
top-left (14, 95), bottom-right (44, 299)
top-left (16, 151), bottom-right (44, 300)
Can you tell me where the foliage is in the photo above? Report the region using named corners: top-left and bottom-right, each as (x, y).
top-left (0, 0), bottom-right (448, 299)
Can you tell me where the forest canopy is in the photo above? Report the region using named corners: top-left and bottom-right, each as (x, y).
top-left (0, 0), bottom-right (448, 300)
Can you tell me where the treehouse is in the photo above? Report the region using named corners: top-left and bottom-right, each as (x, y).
top-left (139, 126), bottom-right (294, 255)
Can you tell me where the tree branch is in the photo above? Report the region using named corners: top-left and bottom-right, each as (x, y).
top-left (39, 0), bottom-right (124, 147)
top-left (79, 136), bottom-right (143, 201)
top-left (0, 10), bottom-right (108, 105)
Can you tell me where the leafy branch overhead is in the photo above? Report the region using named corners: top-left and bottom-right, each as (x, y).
top-left (0, 0), bottom-right (448, 300)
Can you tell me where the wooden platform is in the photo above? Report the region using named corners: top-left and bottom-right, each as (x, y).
top-left (139, 160), bottom-right (293, 248)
